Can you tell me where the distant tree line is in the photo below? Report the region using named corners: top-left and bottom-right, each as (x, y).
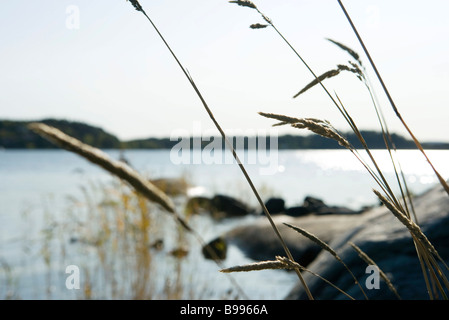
top-left (0, 119), bottom-right (121, 149)
top-left (1, 119), bottom-right (448, 150)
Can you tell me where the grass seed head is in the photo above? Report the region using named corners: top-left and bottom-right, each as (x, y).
top-left (250, 23), bottom-right (268, 29)
top-left (220, 260), bottom-right (290, 273)
top-left (229, 0), bottom-right (257, 10)
top-left (327, 38), bottom-right (362, 66)
top-left (259, 112), bottom-right (351, 149)
top-left (293, 69), bottom-right (341, 98)
top-left (127, 0), bottom-right (143, 12)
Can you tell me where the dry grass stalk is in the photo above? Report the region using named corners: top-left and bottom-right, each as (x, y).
top-left (246, 0), bottom-right (403, 215)
top-left (126, 0), bottom-right (313, 299)
top-left (229, 0), bottom-right (257, 9)
top-left (220, 260), bottom-right (288, 273)
top-left (234, 0), bottom-right (447, 298)
top-left (221, 256), bottom-right (355, 299)
top-left (259, 112), bottom-right (351, 149)
top-left (220, 256), bottom-right (354, 299)
top-left (237, 0), bottom-right (413, 217)
top-left (339, 63), bottom-right (364, 80)
top-left (276, 257), bottom-right (355, 300)
top-left (283, 223), bottom-right (339, 259)
top-left (27, 122), bottom-right (191, 231)
top-left (337, 0), bottom-right (449, 198)
top-left (250, 23), bottom-right (268, 29)
top-left (293, 69), bottom-right (340, 98)
top-left (284, 222), bottom-right (368, 299)
top-left (328, 34), bottom-right (418, 224)
top-left (127, 0), bottom-right (143, 12)
top-left (373, 189), bottom-right (441, 259)
top-left (327, 35), bottom-right (420, 224)
top-left (293, 64), bottom-right (363, 98)
top-left (29, 122), bottom-right (250, 298)
top-left (348, 241), bottom-right (401, 299)
top-left (373, 188), bottom-right (449, 298)
top-left (326, 38), bottom-right (362, 66)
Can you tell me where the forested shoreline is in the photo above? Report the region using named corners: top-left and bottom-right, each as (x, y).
top-left (1, 119), bottom-right (448, 150)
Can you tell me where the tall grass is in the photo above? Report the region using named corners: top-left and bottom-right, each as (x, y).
top-left (125, 0), bottom-right (314, 299)
top-left (28, 122), bottom-right (248, 299)
top-left (23, 0), bottom-right (449, 299)
top-left (6, 172), bottom-right (248, 299)
top-left (227, 0), bottom-right (449, 299)
top-left (337, 0), bottom-right (449, 198)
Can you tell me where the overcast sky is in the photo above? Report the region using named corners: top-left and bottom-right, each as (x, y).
top-left (1, 0), bottom-right (449, 142)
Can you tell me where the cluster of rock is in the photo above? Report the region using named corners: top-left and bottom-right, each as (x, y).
top-left (186, 194), bottom-right (360, 220)
top-left (284, 183), bottom-right (449, 300)
top-left (262, 196), bottom-right (361, 217)
top-left (193, 183), bottom-right (449, 300)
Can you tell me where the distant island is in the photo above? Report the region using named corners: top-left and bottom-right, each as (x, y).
top-left (1, 119), bottom-right (448, 150)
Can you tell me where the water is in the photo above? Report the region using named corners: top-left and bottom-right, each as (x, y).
top-left (1, 149), bottom-right (448, 299)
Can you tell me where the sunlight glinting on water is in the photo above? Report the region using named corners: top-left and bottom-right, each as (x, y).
top-left (298, 149), bottom-right (449, 184)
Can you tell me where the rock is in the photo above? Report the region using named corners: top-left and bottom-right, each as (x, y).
top-left (185, 194), bottom-right (254, 219)
top-left (301, 196), bottom-right (358, 215)
top-left (286, 183), bottom-right (449, 300)
top-left (260, 196), bottom-right (357, 217)
top-left (185, 196), bottom-right (212, 216)
top-left (69, 236), bottom-right (78, 244)
top-left (150, 177), bottom-right (189, 196)
top-left (210, 194), bottom-right (253, 219)
top-left (315, 205), bottom-right (359, 215)
top-left (169, 247), bottom-right (189, 259)
top-left (284, 206), bottom-right (310, 217)
top-left (149, 239), bottom-right (164, 251)
top-left (263, 198), bottom-right (285, 215)
top-left (202, 237), bottom-right (227, 260)
top-left (303, 196), bottom-right (326, 212)
top-left (223, 213), bottom-right (364, 266)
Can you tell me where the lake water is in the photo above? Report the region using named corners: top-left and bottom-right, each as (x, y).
top-left (1, 148), bottom-right (448, 299)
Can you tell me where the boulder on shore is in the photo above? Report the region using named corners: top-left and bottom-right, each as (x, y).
top-left (286, 183), bottom-right (449, 300)
top-left (150, 177), bottom-right (190, 196)
top-left (202, 237), bottom-right (227, 260)
top-left (261, 195), bottom-right (359, 217)
top-left (211, 183), bottom-right (449, 299)
top-left (303, 196), bottom-right (360, 215)
top-left (211, 194), bottom-right (254, 219)
top-left (185, 194), bottom-right (254, 220)
top-left (263, 198), bottom-right (285, 215)
top-left (222, 213), bottom-right (364, 266)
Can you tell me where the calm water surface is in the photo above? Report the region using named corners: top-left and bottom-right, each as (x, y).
top-left (0, 149), bottom-right (448, 299)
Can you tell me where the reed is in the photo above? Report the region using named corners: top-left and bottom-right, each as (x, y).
top-left (19, 0), bottom-right (448, 300)
top-left (258, 112), bottom-right (351, 149)
top-left (59, 178), bottom-right (199, 299)
top-left (28, 122), bottom-right (249, 299)
top-left (348, 242), bottom-right (401, 300)
top-left (231, 0), bottom-right (449, 299)
top-left (333, 1), bottom-right (449, 298)
top-left (28, 122), bottom-right (185, 228)
top-left (220, 256), bottom-right (355, 300)
top-left (293, 64), bottom-right (363, 98)
top-left (283, 222), bottom-right (368, 299)
top-left (337, 0), bottom-right (449, 198)
top-left (126, 0), bottom-right (314, 300)
top-left (326, 38), bottom-right (362, 66)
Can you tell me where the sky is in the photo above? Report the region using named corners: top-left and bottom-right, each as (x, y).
top-left (1, 0), bottom-right (449, 142)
